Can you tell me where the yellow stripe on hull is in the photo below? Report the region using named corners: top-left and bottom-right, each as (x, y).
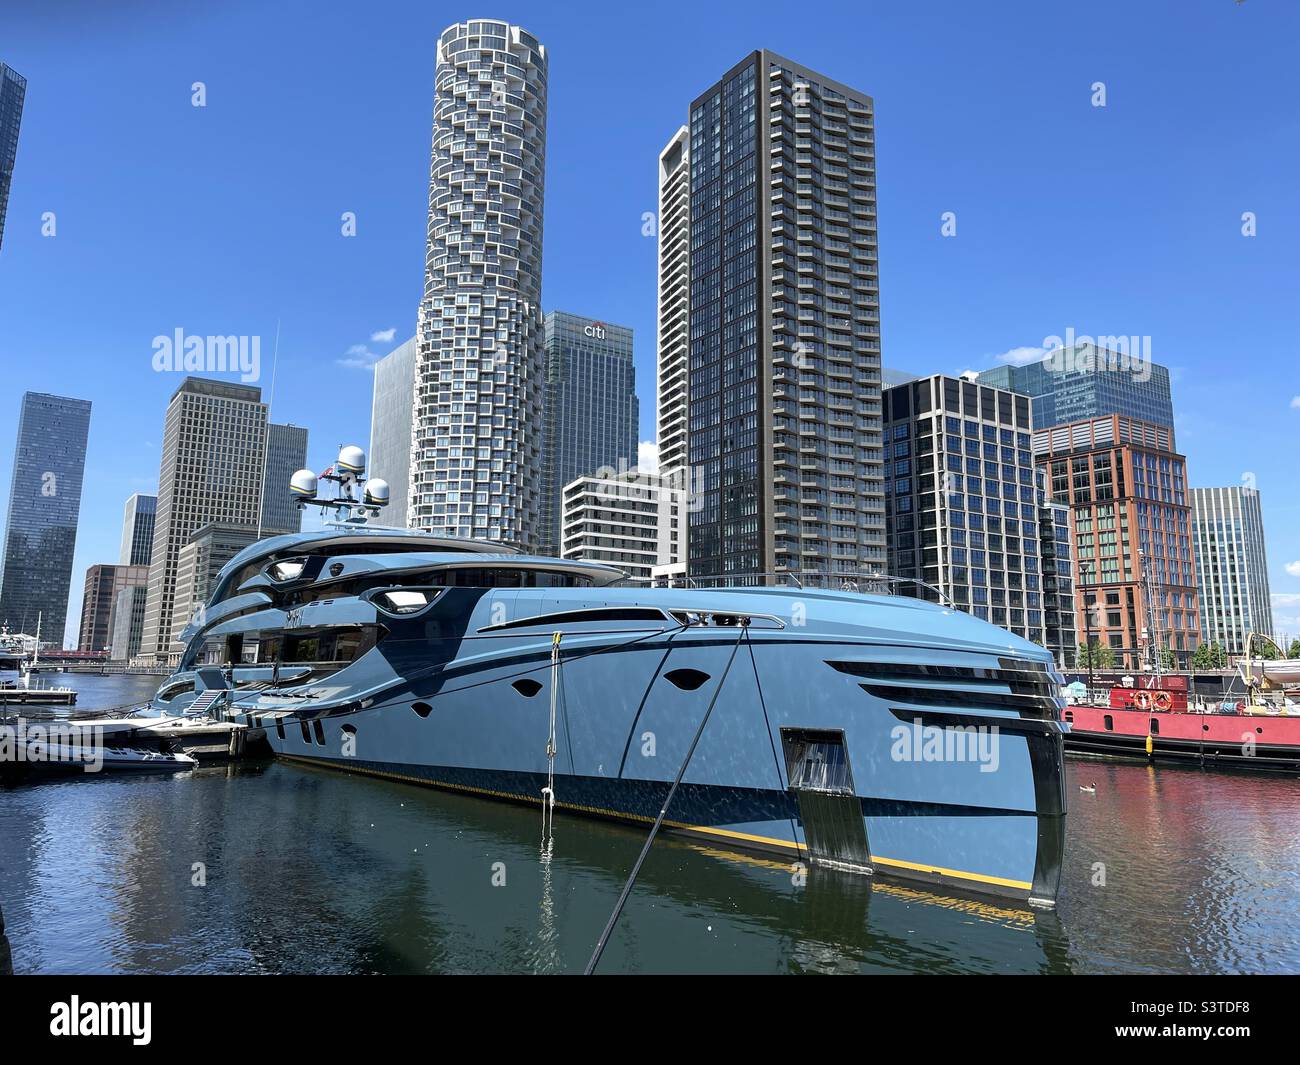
top-left (277, 754), bottom-right (1032, 894)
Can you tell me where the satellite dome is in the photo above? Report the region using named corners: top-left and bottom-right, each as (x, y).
top-left (289, 469), bottom-right (318, 498)
top-left (364, 479), bottom-right (390, 507)
top-left (337, 445), bottom-right (366, 475)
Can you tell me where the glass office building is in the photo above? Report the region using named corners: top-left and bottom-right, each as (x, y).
top-left (369, 336), bottom-right (417, 528)
top-left (410, 20), bottom-right (548, 548)
top-left (1191, 485), bottom-right (1273, 654)
top-left (977, 344), bottom-right (1174, 430)
top-left (0, 392), bottom-right (92, 645)
top-left (883, 375), bottom-right (1050, 649)
top-left (0, 62), bottom-right (25, 253)
top-left (681, 52), bottom-right (883, 578)
top-left (120, 492), bottom-right (157, 566)
top-left (260, 422), bottom-right (308, 535)
top-left (539, 312), bottom-right (637, 556)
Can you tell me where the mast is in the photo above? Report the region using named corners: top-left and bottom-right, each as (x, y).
top-left (1141, 549), bottom-right (1164, 681)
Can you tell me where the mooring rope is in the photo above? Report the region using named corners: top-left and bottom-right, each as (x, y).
top-left (541, 631), bottom-right (561, 838)
top-left (584, 620), bottom-right (749, 975)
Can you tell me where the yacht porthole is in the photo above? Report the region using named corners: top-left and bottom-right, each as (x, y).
top-left (412, 701), bottom-right (433, 718)
top-left (665, 668), bottom-right (710, 691)
top-left (512, 678), bottom-right (543, 698)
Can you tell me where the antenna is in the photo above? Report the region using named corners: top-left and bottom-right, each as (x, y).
top-left (290, 445), bottom-right (389, 525)
top-left (256, 317), bottom-right (281, 540)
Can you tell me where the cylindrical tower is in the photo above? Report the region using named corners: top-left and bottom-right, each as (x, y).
top-left (411, 19), bottom-right (548, 547)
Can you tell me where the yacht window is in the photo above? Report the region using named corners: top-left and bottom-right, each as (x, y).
top-left (372, 588), bottom-right (441, 615)
top-left (440, 567), bottom-right (593, 588)
top-left (268, 559), bottom-right (307, 582)
top-left (280, 625), bottom-right (381, 665)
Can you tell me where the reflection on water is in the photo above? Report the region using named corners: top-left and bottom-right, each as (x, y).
top-left (0, 675), bottom-right (1297, 974)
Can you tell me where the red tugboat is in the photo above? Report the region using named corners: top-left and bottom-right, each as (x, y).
top-left (1062, 635), bottom-right (1300, 772)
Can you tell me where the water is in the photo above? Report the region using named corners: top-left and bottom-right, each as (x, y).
top-left (2, 674), bottom-right (1298, 974)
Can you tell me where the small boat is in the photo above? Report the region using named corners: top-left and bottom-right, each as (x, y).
top-left (5, 742), bottom-right (197, 776)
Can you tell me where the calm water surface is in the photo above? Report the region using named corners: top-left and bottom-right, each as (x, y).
top-left (2, 674), bottom-right (1298, 974)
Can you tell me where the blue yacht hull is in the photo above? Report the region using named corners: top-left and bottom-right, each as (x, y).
top-left (153, 533), bottom-right (1066, 907)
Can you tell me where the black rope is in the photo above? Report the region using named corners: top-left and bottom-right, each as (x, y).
top-left (584, 622), bottom-right (749, 975)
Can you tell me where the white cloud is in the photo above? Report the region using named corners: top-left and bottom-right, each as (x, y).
top-left (371, 328), bottom-right (397, 344)
top-left (637, 440), bottom-right (659, 475)
top-left (992, 345), bottom-right (1049, 367)
top-left (1271, 593), bottom-right (1300, 608)
top-left (1291, 396), bottom-right (1300, 410)
top-left (1285, 561), bottom-right (1300, 577)
top-left (337, 342), bottom-right (379, 370)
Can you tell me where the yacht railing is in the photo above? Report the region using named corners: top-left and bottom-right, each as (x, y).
top-left (609, 570), bottom-right (955, 608)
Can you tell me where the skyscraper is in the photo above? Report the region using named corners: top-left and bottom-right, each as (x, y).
top-left (656, 126), bottom-right (690, 480)
top-left (260, 422), bottom-right (309, 535)
top-left (539, 312), bottom-right (637, 555)
top-left (1035, 414), bottom-right (1199, 670)
top-left (883, 374), bottom-right (1049, 647)
top-left (0, 392), bottom-right (92, 645)
top-left (677, 52), bottom-right (883, 578)
top-left (976, 345), bottom-right (1174, 430)
top-left (369, 336), bottom-right (417, 528)
top-left (1191, 486), bottom-right (1273, 655)
top-left (0, 62), bottom-right (26, 253)
top-left (120, 493), bottom-right (157, 566)
top-left (410, 19), bottom-right (548, 547)
top-left (140, 377), bottom-right (268, 665)
top-left (77, 563), bottom-right (148, 653)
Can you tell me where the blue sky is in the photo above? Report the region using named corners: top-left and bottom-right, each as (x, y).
top-left (1, 0), bottom-right (1297, 646)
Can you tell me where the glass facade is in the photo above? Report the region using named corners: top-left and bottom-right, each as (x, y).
top-left (369, 336), bottom-right (417, 527)
top-left (0, 62), bottom-right (25, 253)
top-left (684, 52), bottom-right (883, 579)
top-left (539, 312), bottom-right (637, 556)
top-left (260, 422), bottom-right (308, 535)
top-left (1191, 486), bottom-right (1272, 654)
top-left (120, 492), bottom-right (157, 566)
top-left (411, 20), bottom-right (548, 547)
top-left (884, 377), bottom-right (1050, 649)
top-left (0, 392), bottom-right (92, 645)
top-left (977, 345), bottom-right (1174, 430)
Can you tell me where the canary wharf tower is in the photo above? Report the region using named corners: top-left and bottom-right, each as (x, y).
top-left (410, 20), bottom-right (548, 547)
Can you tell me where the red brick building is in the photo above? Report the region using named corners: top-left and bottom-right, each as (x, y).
top-left (1034, 415), bottom-right (1200, 670)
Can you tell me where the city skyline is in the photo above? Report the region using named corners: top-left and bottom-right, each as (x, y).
top-left (1, 4), bottom-right (1298, 641)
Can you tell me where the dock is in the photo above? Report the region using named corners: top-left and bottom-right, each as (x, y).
top-left (0, 686), bottom-right (78, 706)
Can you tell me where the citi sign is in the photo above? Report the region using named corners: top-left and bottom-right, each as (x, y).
top-left (584, 321), bottom-right (607, 340)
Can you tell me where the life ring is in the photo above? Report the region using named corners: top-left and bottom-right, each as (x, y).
top-left (1134, 691), bottom-right (1153, 710)
top-left (1153, 690), bottom-right (1172, 711)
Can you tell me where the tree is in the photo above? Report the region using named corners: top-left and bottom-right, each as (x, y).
top-left (1288, 639), bottom-right (1300, 660)
top-left (1191, 642), bottom-right (1228, 670)
top-left (1158, 647), bottom-right (1176, 670)
top-left (1076, 640), bottom-right (1115, 670)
